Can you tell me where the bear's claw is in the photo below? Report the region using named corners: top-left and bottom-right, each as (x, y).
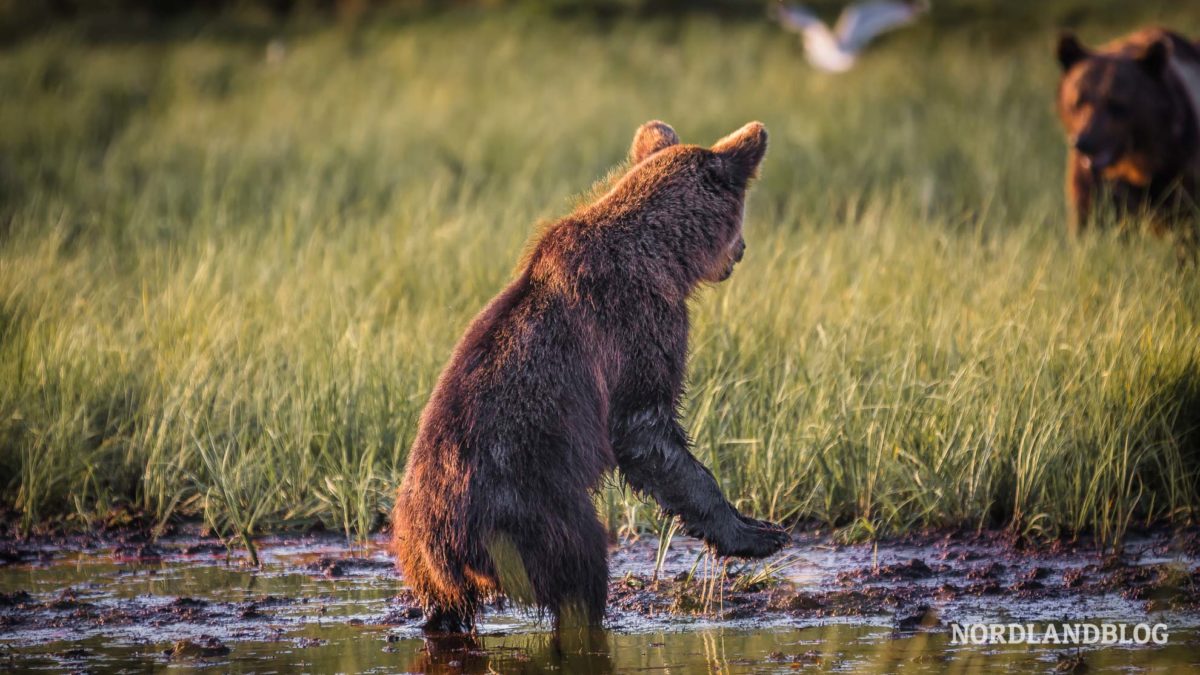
top-left (707, 515), bottom-right (790, 559)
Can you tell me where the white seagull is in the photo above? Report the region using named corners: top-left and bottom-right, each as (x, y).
top-left (773, 0), bottom-right (930, 73)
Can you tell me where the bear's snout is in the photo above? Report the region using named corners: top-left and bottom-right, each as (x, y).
top-left (711, 237), bottom-right (745, 282)
top-left (733, 237), bottom-right (746, 264)
top-left (1072, 128), bottom-right (1120, 170)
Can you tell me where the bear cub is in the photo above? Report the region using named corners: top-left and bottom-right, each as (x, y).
top-left (391, 120), bottom-right (787, 632)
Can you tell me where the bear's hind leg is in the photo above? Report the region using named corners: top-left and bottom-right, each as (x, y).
top-left (400, 537), bottom-right (482, 634)
top-left (491, 491), bottom-right (609, 630)
top-left (562, 520), bottom-right (609, 629)
top-left (536, 508), bottom-right (609, 629)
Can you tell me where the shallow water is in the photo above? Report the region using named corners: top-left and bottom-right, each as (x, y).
top-left (1, 532), bottom-right (1198, 673)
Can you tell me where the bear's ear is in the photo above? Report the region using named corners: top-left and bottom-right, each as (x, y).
top-left (711, 121), bottom-right (768, 185)
top-left (1057, 31), bottom-right (1090, 71)
top-left (629, 120), bottom-right (680, 164)
top-left (1137, 38), bottom-right (1171, 77)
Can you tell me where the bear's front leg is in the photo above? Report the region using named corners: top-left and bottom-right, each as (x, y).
top-left (1066, 150), bottom-right (1094, 236)
top-left (613, 408), bottom-right (788, 559)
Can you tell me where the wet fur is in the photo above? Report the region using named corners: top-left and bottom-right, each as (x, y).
top-left (391, 121), bottom-right (788, 632)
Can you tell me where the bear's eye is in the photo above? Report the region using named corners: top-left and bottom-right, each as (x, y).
top-left (1106, 101), bottom-right (1128, 117)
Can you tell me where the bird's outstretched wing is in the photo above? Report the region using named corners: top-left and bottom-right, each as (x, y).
top-left (834, 0), bottom-right (928, 54)
top-left (773, 2), bottom-right (855, 72)
top-left (772, 2), bottom-right (823, 34)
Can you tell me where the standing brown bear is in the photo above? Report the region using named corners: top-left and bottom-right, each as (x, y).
top-left (391, 120), bottom-right (788, 632)
top-left (1055, 27), bottom-right (1200, 235)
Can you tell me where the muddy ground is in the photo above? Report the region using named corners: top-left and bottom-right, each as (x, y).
top-left (1, 527), bottom-right (1199, 672)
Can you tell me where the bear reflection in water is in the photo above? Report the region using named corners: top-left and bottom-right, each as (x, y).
top-left (411, 631), bottom-right (613, 674)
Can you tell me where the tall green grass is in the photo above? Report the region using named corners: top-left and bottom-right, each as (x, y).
top-left (1, 3), bottom-right (1198, 546)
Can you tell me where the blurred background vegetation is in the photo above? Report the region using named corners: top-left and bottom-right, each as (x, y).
top-left (0, 0), bottom-right (1198, 549)
top-left (0, 0), bottom-right (1191, 40)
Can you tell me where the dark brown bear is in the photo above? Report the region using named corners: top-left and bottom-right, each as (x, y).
top-left (391, 120), bottom-right (787, 632)
top-left (1056, 27), bottom-right (1200, 235)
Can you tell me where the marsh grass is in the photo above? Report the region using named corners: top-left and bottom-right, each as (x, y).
top-left (670, 551), bottom-right (729, 616)
top-left (729, 552), bottom-right (806, 593)
top-left (653, 517), bottom-right (682, 582)
top-left (1, 2), bottom-right (1199, 550)
top-left (669, 548), bottom-right (806, 616)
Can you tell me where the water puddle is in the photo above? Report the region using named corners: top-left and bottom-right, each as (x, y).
top-left (1, 530), bottom-right (1198, 672)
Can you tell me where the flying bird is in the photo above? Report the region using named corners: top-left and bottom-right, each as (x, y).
top-left (773, 0), bottom-right (930, 73)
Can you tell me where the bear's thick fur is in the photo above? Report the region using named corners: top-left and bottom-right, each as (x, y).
top-left (1056, 27), bottom-right (1200, 235)
top-left (391, 120), bottom-right (787, 632)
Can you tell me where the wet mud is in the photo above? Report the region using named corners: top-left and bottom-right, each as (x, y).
top-left (1, 528), bottom-right (1198, 672)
